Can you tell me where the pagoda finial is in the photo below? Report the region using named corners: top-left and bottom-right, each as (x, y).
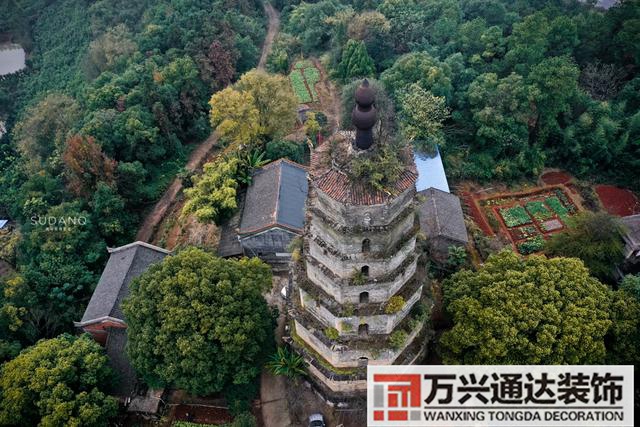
top-left (352, 79), bottom-right (378, 150)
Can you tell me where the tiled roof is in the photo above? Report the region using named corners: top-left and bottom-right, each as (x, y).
top-left (79, 242), bottom-right (169, 324)
top-left (310, 137), bottom-right (417, 206)
top-left (418, 188), bottom-right (468, 244)
top-left (239, 159), bottom-right (308, 235)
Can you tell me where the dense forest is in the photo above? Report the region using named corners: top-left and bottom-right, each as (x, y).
top-left (0, 0), bottom-right (266, 360)
top-left (268, 0), bottom-right (639, 187)
top-left (0, 0), bottom-right (639, 423)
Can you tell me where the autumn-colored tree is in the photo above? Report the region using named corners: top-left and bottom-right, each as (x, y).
top-left (13, 93), bottom-right (81, 172)
top-left (440, 250), bottom-right (611, 364)
top-left (209, 70), bottom-right (297, 145)
top-left (63, 135), bottom-right (116, 198)
top-left (209, 88), bottom-right (261, 145)
top-left (205, 39), bottom-right (237, 90)
top-left (182, 156), bottom-right (240, 224)
top-left (234, 70), bottom-right (298, 140)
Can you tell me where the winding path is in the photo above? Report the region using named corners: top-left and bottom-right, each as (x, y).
top-left (135, 1), bottom-right (281, 243)
top-left (258, 2), bottom-right (280, 70)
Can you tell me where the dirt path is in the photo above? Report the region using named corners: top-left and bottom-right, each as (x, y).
top-left (136, 2), bottom-right (281, 243)
top-left (258, 2), bottom-right (280, 70)
top-left (311, 58), bottom-right (341, 133)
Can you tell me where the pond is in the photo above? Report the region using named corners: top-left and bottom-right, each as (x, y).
top-left (0, 43), bottom-right (26, 76)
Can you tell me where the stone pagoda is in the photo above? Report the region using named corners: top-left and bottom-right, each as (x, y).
top-left (290, 80), bottom-right (428, 399)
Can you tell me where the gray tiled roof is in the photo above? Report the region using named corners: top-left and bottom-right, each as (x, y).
top-left (239, 159), bottom-right (308, 235)
top-left (79, 242), bottom-right (169, 324)
top-left (622, 214), bottom-right (640, 249)
top-left (105, 327), bottom-right (137, 397)
top-left (418, 188), bottom-right (468, 244)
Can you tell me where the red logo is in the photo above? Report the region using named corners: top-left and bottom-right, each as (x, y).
top-left (372, 374), bottom-right (422, 422)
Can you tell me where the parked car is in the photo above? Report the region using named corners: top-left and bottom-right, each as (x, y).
top-left (308, 413), bottom-right (326, 427)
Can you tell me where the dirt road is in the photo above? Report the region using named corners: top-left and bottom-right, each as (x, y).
top-left (135, 1), bottom-right (281, 243)
top-left (258, 2), bottom-right (280, 70)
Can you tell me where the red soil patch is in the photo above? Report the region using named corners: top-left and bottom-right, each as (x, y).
top-left (174, 404), bottom-right (233, 425)
top-left (462, 191), bottom-right (494, 236)
top-left (541, 171), bottom-right (572, 185)
top-left (595, 185), bottom-right (640, 217)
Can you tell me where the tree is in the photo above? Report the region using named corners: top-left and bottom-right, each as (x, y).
top-left (398, 83), bottom-right (449, 155)
top-left (380, 52), bottom-right (453, 100)
top-left (347, 11), bottom-right (392, 66)
top-left (210, 71), bottom-right (298, 145)
top-left (209, 87), bottom-right (261, 146)
top-left (265, 140), bottom-right (305, 164)
top-left (235, 70), bottom-right (298, 140)
top-left (440, 250), bottom-right (611, 364)
top-left (0, 334), bottom-right (118, 426)
top-left (606, 289), bottom-right (640, 366)
top-left (203, 39), bottom-right (237, 91)
top-left (467, 72), bottom-right (542, 179)
top-left (544, 212), bottom-right (625, 282)
top-left (122, 248), bottom-right (274, 395)
top-left (266, 346), bottom-right (307, 379)
top-left (182, 157), bottom-right (240, 224)
top-left (286, 0), bottom-right (344, 52)
top-left (13, 94), bottom-right (81, 173)
top-left (63, 135), bottom-right (117, 198)
top-left (620, 274), bottom-right (640, 302)
top-left (335, 39), bottom-right (375, 80)
top-left (83, 24), bottom-right (137, 79)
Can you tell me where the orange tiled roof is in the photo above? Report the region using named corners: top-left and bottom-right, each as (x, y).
top-left (310, 137), bottom-right (417, 206)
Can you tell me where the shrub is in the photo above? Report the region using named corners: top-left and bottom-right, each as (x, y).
top-left (389, 330), bottom-right (408, 349)
top-left (265, 139), bottom-right (305, 163)
top-left (324, 327), bottom-right (339, 340)
top-left (385, 296), bottom-right (405, 314)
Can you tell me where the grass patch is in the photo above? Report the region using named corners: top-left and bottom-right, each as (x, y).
top-left (499, 205), bottom-right (533, 227)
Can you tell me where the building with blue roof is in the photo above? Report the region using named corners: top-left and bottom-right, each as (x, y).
top-left (414, 146), bottom-right (450, 193)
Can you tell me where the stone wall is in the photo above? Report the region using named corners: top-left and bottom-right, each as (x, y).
top-left (305, 256), bottom-right (418, 304)
top-left (299, 285), bottom-right (423, 335)
top-left (315, 186), bottom-right (415, 228)
top-left (294, 319), bottom-right (424, 368)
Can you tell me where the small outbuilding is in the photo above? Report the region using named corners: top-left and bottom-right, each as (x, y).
top-left (238, 159), bottom-right (308, 267)
top-left (75, 241), bottom-right (170, 398)
top-left (418, 187), bottom-right (468, 263)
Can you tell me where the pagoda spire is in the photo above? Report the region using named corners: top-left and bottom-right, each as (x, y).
top-left (351, 79), bottom-right (378, 150)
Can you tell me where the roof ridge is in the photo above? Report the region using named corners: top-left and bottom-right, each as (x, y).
top-left (430, 188), bottom-right (443, 235)
top-left (273, 160), bottom-right (283, 223)
top-left (108, 241), bottom-right (171, 255)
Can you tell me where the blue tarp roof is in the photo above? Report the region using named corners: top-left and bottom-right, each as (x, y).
top-left (0, 220), bottom-right (8, 229)
top-left (414, 146), bottom-right (450, 193)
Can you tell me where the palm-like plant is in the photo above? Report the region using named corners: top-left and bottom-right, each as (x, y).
top-left (266, 346), bottom-right (307, 379)
top-left (236, 150), bottom-right (270, 185)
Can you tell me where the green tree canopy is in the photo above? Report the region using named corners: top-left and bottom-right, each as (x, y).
top-left (544, 212), bottom-right (625, 282)
top-left (122, 247), bottom-right (274, 395)
top-left (335, 39), bottom-right (376, 80)
top-left (398, 83), bottom-right (450, 155)
top-left (0, 334), bottom-right (118, 426)
top-left (380, 51), bottom-right (453, 100)
top-left (440, 250), bottom-right (611, 364)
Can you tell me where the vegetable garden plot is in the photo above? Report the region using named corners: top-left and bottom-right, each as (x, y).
top-left (289, 60), bottom-right (320, 104)
top-left (473, 186), bottom-right (579, 255)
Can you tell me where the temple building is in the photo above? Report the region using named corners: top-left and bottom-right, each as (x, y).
top-left (290, 80), bottom-right (429, 399)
